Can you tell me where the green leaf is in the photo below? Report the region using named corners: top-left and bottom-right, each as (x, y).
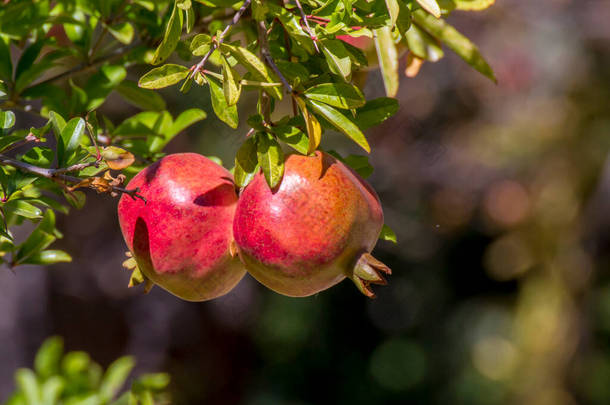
top-left (256, 132), bottom-right (284, 188)
top-left (385, 0), bottom-right (399, 27)
top-left (405, 23), bottom-right (444, 62)
top-left (221, 55), bottom-right (241, 106)
top-left (189, 33), bottom-right (212, 56)
top-left (34, 336), bottom-right (64, 380)
top-left (380, 224), bottom-right (397, 243)
top-left (321, 39), bottom-right (352, 81)
top-left (304, 83), bottom-right (365, 109)
top-left (294, 97), bottom-right (321, 155)
top-left (116, 81), bottom-right (166, 110)
top-left (0, 134), bottom-right (25, 152)
top-left (344, 154), bottom-right (374, 178)
top-left (84, 65), bottom-right (127, 111)
top-left (108, 22), bottom-right (134, 44)
top-left (207, 75), bottom-right (238, 129)
top-left (416, 0), bottom-right (441, 18)
top-left (354, 98), bottom-right (399, 129)
top-left (133, 373), bottom-right (170, 391)
top-left (234, 137), bottom-right (259, 188)
top-left (374, 27), bottom-right (399, 97)
top-left (185, 6), bottom-right (195, 33)
top-left (5, 200), bottom-right (43, 219)
top-left (20, 250), bottom-right (72, 265)
top-left (14, 210), bottom-right (57, 264)
top-left (99, 357), bottom-right (135, 402)
top-left (413, 10), bottom-right (496, 82)
top-left (15, 369), bottom-right (39, 405)
top-left (40, 376), bottom-right (64, 405)
top-left (63, 190), bottom-right (86, 209)
top-left (139, 64), bottom-right (189, 90)
top-left (151, 2), bottom-right (183, 65)
top-left (0, 110), bottom-right (15, 129)
top-left (307, 99), bottom-right (370, 152)
top-left (61, 117), bottom-right (86, 155)
top-left (168, 108), bottom-right (207, 138)
top-left (49, 111), bottom-right (66, 138)
top-left (220, 43), bottom-right (282, 100)
top-left (273, 124), bottom-right (309, 155)
top-left (453, 0), bottom-right (494, 10)
top-left (0, 38), bottom-right (12, 82)
top-left (15, 41), bottom-right (44, 82)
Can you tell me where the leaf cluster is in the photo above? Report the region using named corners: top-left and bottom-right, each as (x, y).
top-left (4, 336), bottom-right (171, 405)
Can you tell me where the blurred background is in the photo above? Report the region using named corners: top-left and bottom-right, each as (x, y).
top-left (2, 0), bottom-right (610, 403)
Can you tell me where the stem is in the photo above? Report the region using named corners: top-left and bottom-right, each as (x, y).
top-left (257, 21), bottom-right (293, 93)
top-left (0, 155), bottom-right (142, 200)
top-left (294, 0), bottom-right (320, 52)
top-left (190, 0), bottom-right (252, 79)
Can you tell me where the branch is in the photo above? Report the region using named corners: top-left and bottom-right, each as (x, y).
top-left (0, 155), bottom-right (143, 201)
top-left (190, 0), bottom-right (253, 79)
top-left (294, 0), bottom-right (320, 52)
top-left (257, 21), bottom-right (293, 93)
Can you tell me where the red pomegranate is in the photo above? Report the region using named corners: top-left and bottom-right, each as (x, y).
top-left (233, 151), bottom-right (391, 298)
top-left (117, 153), bottom-right (245, 301)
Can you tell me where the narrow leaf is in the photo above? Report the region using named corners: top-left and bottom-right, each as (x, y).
top-left (273, 125), bottom-right (309, 155)
top-left (416, 0), bottom-right (441, 18)
top-left (374, 27), bottom-right (399, 97)
top-left (234, 137), bottom-right (259, 187)
top-left (151, 2), bottom-right (183, 65)
top-left (321, 39), bottom-right (352, 81)
top-left (207, 75), bottom-right (238, 129)
top-left (413, 10), bottom-right (496, 82)
top-left (138, 64), bottom-right (189, 89)
top-left (354, 98), bottom-right (399, 129)
top-left (221, 55), bottom-right (241, 106)
top-left (295, 97), bottom-right (321, 155)
top-left (307, 99), bottom-right (370, 152)
top-left (256, 132), bottom-right (284, 188)
top-left (304, 83), bottom-right (365, 109)
top-left (99, 357), bottom-right (135, 402)
top-left (22, 250), bottom-right (72, 265)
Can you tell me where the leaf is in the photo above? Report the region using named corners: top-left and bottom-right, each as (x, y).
top-left (0, 110), bottom-right (15, 129)
top-left (273, 124), bottom-right (309, 155)
top-left (0, 38), bottom-right (12, 82)
top-left (304, 83), bottom-right (365, 109)
top-left (189, 33), bottom-right (212, 56)
top-left (185, 6), bottom-right (195, 33)
top-left (295, 97), bottom-right (321, 155)
top-left (344, 155), bottom-right (374, 178)
top-left (15, 369), bottom-right (39, 404)
top-left (20, 250), bottom-right (72, 265)
top-left (62, 190), bottom-right (86, 209)
top-left (454, 0), bottom-right (494, 10)
top-left (256, 132), bottom-right (284, 188)
top-left (101, 146), bottom-right (135, 170)
top-left (99, 357), bottom-right (135, 402)
top-left (61, 117), bottom-right (86, 155)
top-left (108, 22), bottom-right (134, 44)
top-left (413, 10), bottom-right (496, 82)
top-left (385, 0), bottom-right (399, 27)
top-left (151, 2), bottom-right (183, 65)
top-left (168, 108), bottom-right (207, 138)
top-left (307, 99), bottom-right (370, 152)
top-left (34, 336), bottom-right (63, 380)
top-left (14, 210), bottom-right (57, 264)
top-left (416, 0), bottom-right (441, 18)
top-left (40, 376), bottom-right (64, 405)
top-left (321, 39), bottom-right (352, 81)
top-left (116, 81), bottom-right (166, 110)
top-left (234, 137), bottom-right (259, 188)
top-left (380, 224), bottom-right (397, 243)
top-left (374, 27), bottom-right (399, 97)
top-left (221, 55), bottom-right (241, 106)
top-left (354, 98), bottom-right (399, 129)
top-left (5, 200), bottom-right (43, 219)
top-left (207, 75), bottom-right (238, 129)
top-left (49, 111), bottom-right (66, 137)
top-left (220, 43), bottom-right (282, 100)
top-left (138, 64), bottom-right (190, 89)
top-left (405, 24), bottom-right (444, 62)
top-left (0, 134), bottom-right (26, 153)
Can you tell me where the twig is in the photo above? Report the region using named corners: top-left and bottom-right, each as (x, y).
top-left (0, 155), bottom-right (143, 201)
top-left (48, 161), bottom-right (99, 175)
top-left (294, 0), bottom-right (319, 52)
top-left (190, 0), bottom-right (253, 79)
top-left (257, 21), bottom-right (293, 93)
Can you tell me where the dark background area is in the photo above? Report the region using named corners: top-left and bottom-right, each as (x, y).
top-left (2, 0), bottom-right (610, 404)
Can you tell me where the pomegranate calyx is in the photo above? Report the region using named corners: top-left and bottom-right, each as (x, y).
top-left (350, 253), bottom-right (392, 298)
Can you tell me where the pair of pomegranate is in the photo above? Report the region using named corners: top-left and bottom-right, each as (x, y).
top-left (117, 151), bottom-right (391, 301)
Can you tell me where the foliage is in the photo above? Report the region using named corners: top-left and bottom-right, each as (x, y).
top-left (3, 336), bottom-right (171, 405)
top-left (0, 0), bottom-right (494, 269)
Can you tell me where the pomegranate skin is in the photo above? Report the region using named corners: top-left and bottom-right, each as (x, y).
top-left (118, 153), bottom-right (245, 301)
top-left (233, 152), bottom-right (389, 297)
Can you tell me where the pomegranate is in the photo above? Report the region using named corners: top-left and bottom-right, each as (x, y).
top-left (233, 151), bottom-right (391, 298)
top-left (117, 153), bottom-right (245, 301)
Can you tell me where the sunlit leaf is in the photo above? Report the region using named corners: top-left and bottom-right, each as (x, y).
top-left (22, 250), bottom-right (72, 265)
top-left (256, 132), bottom-right (284, 188)
top-left (304, 83), bottom-right (365, 109)
top-left (108, 22), bottom-right (134, 45)
top-left (380, 224), bottom-right (397, 243)
top-left (151, 2), bottom-right (183, 65)
top-left (416, 0), bottom-right (441, 18)
top-left (101, 146), bottom-right (135, 170)
top-left (207, 75), bottom-right (238, 129)
top-left (374, 27), bottom-right (399, 97)
top-left (321, 39), bottom-right (352, 81)
top-left (307, 99), bottom-right (370, 152)
top-left (0, 110), bottom-right (15, 129)
top-left (234, 137), bottom-right (259, 188)
top-left (138, 64), bottom-right (190, 89)
top-left (221, 55), bottom-right (241, 106)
